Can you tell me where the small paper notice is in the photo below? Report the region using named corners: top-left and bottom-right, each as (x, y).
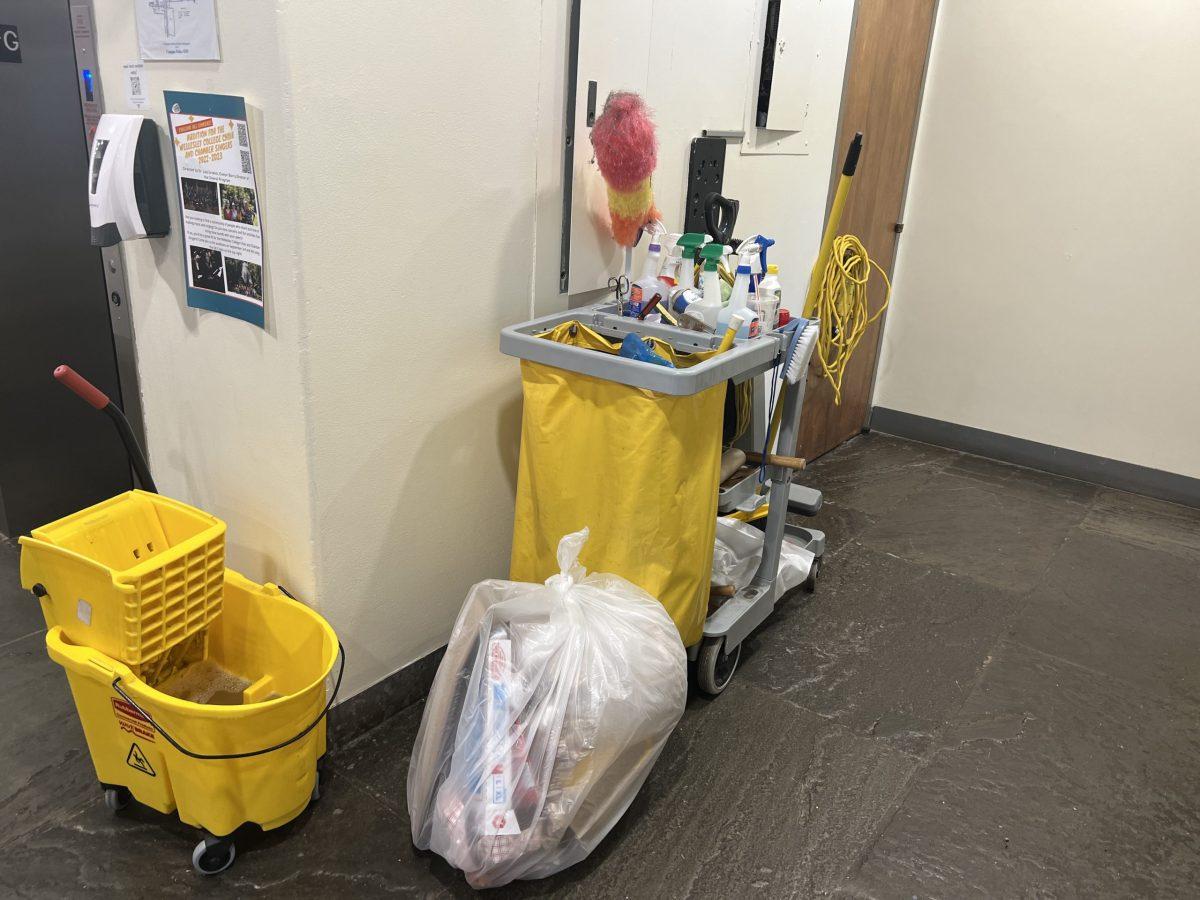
top-left (123, 61), bottom-right (148, 109)
top-left (135, 0), bottom-right (220, 61)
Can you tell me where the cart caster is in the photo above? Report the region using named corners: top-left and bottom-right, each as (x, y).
top-left (697, 636), bottom-right (740, 696)
top-left (310, 770), bottom-right (321, 803)
top-left (103, 786), bottom-right (131, 812)
top-left (802, 556), bottom-right (822, 593)
top-left (192, 836), bottom-right (237, 875)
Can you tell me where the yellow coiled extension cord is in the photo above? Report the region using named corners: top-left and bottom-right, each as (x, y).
top-left (812, 233), bottom-right (892, 405)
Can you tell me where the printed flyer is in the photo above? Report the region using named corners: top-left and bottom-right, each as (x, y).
top-left (164, 91), bottom-right (265, 327)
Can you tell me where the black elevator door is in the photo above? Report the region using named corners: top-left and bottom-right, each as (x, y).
top-left (0, 0), bottom-right (131, 536)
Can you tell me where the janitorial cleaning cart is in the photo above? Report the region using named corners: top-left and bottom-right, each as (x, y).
top-left (502, 108), bottom-right (873, 693)
top-left (19, 366), bottom-right (343, 875)
top-left (501, 301), bottom-right (824, 694)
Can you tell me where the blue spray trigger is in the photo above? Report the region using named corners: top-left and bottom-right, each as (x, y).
top-left (753, 234), bottom-right (776, 271)
top-left (619, 332), bottom-right (675, 368)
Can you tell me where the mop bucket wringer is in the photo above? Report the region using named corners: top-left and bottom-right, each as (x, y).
top-left (19, 366), bottom-right (344, 875)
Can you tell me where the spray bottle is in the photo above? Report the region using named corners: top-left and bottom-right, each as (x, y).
top-left (658, 234), bottom-right (683, 287)
top-left (680, 243), bottom-right (728, 331)
top-left (669, 232), bottom-right (710, 326)
top-left (717, 241), bottom-right (761, 339)
top-left (749, 235), bottom-right (775, 293)
top-left (627, 227), bottom-right (669, 318)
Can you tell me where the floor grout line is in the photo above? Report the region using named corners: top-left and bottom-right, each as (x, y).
top-left (0, 628), bottom-right (46, 654)
top-left (1004, 635), bottom-right (1200, 715)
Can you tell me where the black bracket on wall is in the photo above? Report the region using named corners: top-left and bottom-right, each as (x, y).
top-left (586, 80), bottom-right (597, 127)
top-left (684, 136), bottom-right (727, 235)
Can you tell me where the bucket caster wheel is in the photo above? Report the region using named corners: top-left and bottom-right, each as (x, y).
top-left (103, 786), bottom-right (131, 812)
top-left (696, 636), bottom-right (740, 696)
top-left (192, 836), bottom-right (237, 875)
top-left (802, 556), bottom-right (822, 593)
top-left (310, 770), bottom-right (321, 803)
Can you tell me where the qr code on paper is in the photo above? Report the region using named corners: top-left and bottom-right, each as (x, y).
top-left (240, 150), bottom-right (252, 174)
top-left (236, 122), bottom-right (249, 148)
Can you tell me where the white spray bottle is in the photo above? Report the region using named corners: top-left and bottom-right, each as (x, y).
top-left (682, 242), bottom-right (729, 331)
top-left (627, 224), bottom-right (670, 318)
top-left (717, 241), bottom-right (762, 339)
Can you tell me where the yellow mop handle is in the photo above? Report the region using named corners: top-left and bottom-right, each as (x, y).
top-left (802, 133), bottom-right (863, 319)
top-left (761, 132), bottom-right (864, 470)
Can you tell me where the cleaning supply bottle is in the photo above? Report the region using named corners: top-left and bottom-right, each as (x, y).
top-left (755, 263), bottom-right (782, 331)
top-left (658, 234), bottom-right (682, 287)
top-left (749, 234), bottom-right (776, 294)
top-left (717, 243), bottom-right (761, 339)
top-left (669, 232), bottom-right (709, 327)
top-left (681, 243), bottom-right (728, 331)
top-left (627, 233), bottom-right (669, 318)
top-left (671, 232), bottom-right (707, 294)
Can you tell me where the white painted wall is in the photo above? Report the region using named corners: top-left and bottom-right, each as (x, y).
top-left (92, 0), bottom-right (853, 699)
top-left (874, 1), bottom-right (1200, 479)
top-left (90, 2), bottom-right (318, 597)
top-left (277, 4), bottom-right (544, 695)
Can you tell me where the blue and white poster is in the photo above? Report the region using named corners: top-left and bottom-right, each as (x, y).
top-left (165, 91), bottom-right (265, 327)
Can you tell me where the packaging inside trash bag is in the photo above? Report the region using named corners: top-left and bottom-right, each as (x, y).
top-left (407, 529), bottom-right (688, 889)
top-left (711, 516), bottom-right (817, 593)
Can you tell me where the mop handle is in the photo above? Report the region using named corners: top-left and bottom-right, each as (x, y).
top-left (54, 365), bottom-right (109, 410)
top-left (53, 364), bottom-right (157, 493)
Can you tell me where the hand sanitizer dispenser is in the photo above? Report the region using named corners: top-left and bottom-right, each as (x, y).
top-left (88, 114), bottom-right (170, 247)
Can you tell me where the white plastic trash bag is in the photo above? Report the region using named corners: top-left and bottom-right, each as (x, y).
top-left (407, 528), bottom-right (688, 889)
top-left (711, 516), bottom-right (816, 593)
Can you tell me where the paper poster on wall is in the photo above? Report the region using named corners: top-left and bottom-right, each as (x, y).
top-left (165, 91), bottom-right (265, 327)
top-left (136, 0), bottom-right (220, 61)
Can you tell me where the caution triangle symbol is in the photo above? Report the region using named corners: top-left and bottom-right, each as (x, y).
top-left (126, 742), bottom-right (156, 777)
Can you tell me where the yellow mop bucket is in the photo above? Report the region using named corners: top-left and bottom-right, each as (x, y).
top-left (27, 365), bottom-right (344, 875)
top-left (509, 321), bottom-right (726, 647)
top-left (46, 568), bottom-right (342, 872)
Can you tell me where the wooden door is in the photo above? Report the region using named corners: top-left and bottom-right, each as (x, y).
top-left (797, 0), bottom-right (938, 460)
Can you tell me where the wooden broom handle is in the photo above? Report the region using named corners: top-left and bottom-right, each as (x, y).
top-left (745, 450), bottom-right (807, 471)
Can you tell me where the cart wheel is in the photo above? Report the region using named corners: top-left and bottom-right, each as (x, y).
top-left (192, 836), bottom-right (236, 876)
top-left (103, 786), bottom-right (130, 812)
top-left (310, 770), bottom-right (321, 803)
top-left (697, 636), bottom-right (740, 696)
top-left (802, 556), bottom-right (822, 593)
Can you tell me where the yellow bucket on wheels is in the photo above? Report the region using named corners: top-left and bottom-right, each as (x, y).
top-left (45, 569), bottom-right (342, 874)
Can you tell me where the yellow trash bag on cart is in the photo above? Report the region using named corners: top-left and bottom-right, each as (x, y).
top-left (510, 322), bottom-right (726, 647)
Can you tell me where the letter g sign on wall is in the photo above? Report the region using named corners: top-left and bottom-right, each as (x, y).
top-left (1, 24), bottom-right (21, 63)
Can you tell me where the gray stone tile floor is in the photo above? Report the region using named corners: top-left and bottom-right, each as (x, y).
top-left (2, 434), bottom-right (1198, 897)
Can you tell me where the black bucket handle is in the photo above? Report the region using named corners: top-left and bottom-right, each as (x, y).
top-left (110, 641), bottom-right (345, 761)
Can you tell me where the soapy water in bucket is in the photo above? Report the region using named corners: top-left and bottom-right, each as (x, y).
top-left (156, 659), bottom-right (253, 705)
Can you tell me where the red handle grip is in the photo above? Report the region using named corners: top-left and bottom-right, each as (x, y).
top-left (54, 365), bottom-right (110, 410)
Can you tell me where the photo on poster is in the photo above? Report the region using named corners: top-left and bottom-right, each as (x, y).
top-left (225, 256), bottom-right (262, 302)
top-left (219, 183), bottom-right (258, 225)
top-left (181, 177), bottom-right (219, 215)
top-left (189, 245), bottom-right (225, 293)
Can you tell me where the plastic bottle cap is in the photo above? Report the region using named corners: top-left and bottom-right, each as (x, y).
top-left (777, 308), bottom-right (791, 326)
top-left (767, 264), bottom-right (779, 274)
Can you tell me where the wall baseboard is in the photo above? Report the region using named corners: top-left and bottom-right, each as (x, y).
top-left (327, 646), bottom-right (444, 751)
top-left (869, 407), bottom-right (1200, 509)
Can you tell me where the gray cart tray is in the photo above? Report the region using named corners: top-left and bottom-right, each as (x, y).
top-left (499, 302), bottom-right (789, 396)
